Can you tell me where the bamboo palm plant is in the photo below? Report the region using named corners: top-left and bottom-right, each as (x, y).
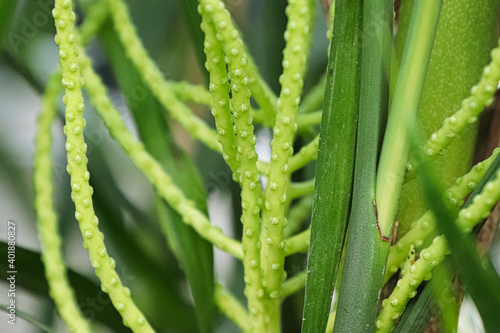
top-left (1, 0), bottom-right (500, 332)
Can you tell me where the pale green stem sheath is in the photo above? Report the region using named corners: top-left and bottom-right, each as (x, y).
top-left (406, 38), bottom-right (500, 180)
top-left (375, 0), bottom-right (443, 237)
top-left (288, 135), bottom-right (319, 172)
top-left (214, 284), bottom-right (251, 333)
top-left (264, 0), bottom-right (314, 300)
top-left (34, 71), bottom-right (92, 333)
top-left (105, 0), bottom-right (221, 153)
top-left (200, 18), bottom-right (239, 177)
top-left (52, 0), bottom-right (154, 331)
top-left (78, 51), bottom-right (243, 260)
top-left (376, 169), bottom-right (500, 332)
top-left (385, 148), bottom-right (500, 282)
top-left (197, 2), bottom-right (269, 330)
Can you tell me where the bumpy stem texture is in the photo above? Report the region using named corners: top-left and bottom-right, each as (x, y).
top-left (197, 0), bottom-right (278, 123)
top-left (198, 1), bottom-right (269, 329)
top-left (52, 0), bottom-right (154, 331)
top-left (214, 284), bottom-right (251, 333)
top-left (34, 2), bottom-right (109, 331)
top-left (264, 0), bottom-right (313, 299)
top-left (34, 71), bottom-right (92, 333)
top-left (79, 51), bottom-right (243, 260)
top-left (201, 18), bottom-right (239, 176)
top-left (406, 39), bottom-right (500, 179)
top-left (106, 0), bottom-right (221, 153)
top-left (376, 168), bottom-right (500, 332)
top-left (386, 148), bottom-right (500, 280)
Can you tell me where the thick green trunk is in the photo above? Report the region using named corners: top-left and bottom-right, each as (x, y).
top-left (396, 0), bottom-right (500, 236)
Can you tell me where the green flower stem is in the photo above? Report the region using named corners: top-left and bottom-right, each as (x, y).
top-left (288, 179), bottom-right (315, 199)
top-left (280, 270), bottom-right (307, 299)
top-left (385, 148), bottom-right (500, 281)
top-left (376, 168), bottom-right (500, 332)
top-left (288, 135), bottom-right (319, 172)
top-left (263, 0), bottom-right (313, 300)
top-left (332, 0), bottom-right (392, 331)
top-left (33, 3), bottom-right (109, 331)
top-left (296, 110), bottom-right (322, 130)
top-left (214, 284), bottom-right (251, 333)
top-left (200, 18), bottom-right (239, 176)
top-left (297, 75), bottom-right (326, 114)
top-left (34, 71), bottom-right (92, 333)
top-left (285, 228), bottom-right (310, 255)
top-left (197, 0), bottom-right (278, 122)
top-left (78, 51), bottom-right (243, 260)
top-left (168, 81), bottom-right (212, 105)
top-left (375, 0), bottom-right (443, 237)
top-left (375, 235), bottom-right (447, 333)
top-left (105, 0), bottom-right (221, 153)
top-left (53, 0), bottom-right (154, 331)
top-left (196, 2), bottom-right (269, 330)
top-left (284, 195), bottom-right (312, 238)
top-left (406, 39), bottom-right (500, 180)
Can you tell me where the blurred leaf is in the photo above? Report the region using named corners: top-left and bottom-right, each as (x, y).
top-left (0, 303), bottom-right (54, 333)
top-left (0, 242), bottom-right (129, 332)
top-left (0, 0), bottom-right (16, 49)
top-left (176, 0), bottom-right (209, 83)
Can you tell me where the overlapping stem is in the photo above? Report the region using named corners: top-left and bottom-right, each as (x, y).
top-left (263, 0), bottom-right (314, 299)
top-left (386, 148), bottom-right (500, 281)
top-left (34, 2), bottom-right (109, 331)
top-left (197, 1), bottom-right (267, 329)
top-left (406, 39), bottom-right (500, 180)
top-left (201, 18), bottom-right (239, 176)
top-left (52, 0), bottom-right (154, 331)
top-left (105, 0), bottom-right (221, 153)
top-left (34, 71), bottom-right (92, 333)
top-left (376, 169), bottom-right (500, 332)
top-left (78, 51), bottom-right (243, 260)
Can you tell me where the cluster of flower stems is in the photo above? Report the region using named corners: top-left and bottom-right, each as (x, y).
top-left (32, 0), bottom-right (500, 332)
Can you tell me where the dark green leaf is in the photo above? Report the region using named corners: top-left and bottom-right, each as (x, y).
top-left (301, 0), bottom-right (362, 331)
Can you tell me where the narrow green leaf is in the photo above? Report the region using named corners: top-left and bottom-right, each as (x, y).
top-left (301, 0), bottom-right (362, 331)
top-left (332, 0), bottom-right (392, 331)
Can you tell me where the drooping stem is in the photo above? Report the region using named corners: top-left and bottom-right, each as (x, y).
top-left (52, 0), bottom-right (154, 330)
